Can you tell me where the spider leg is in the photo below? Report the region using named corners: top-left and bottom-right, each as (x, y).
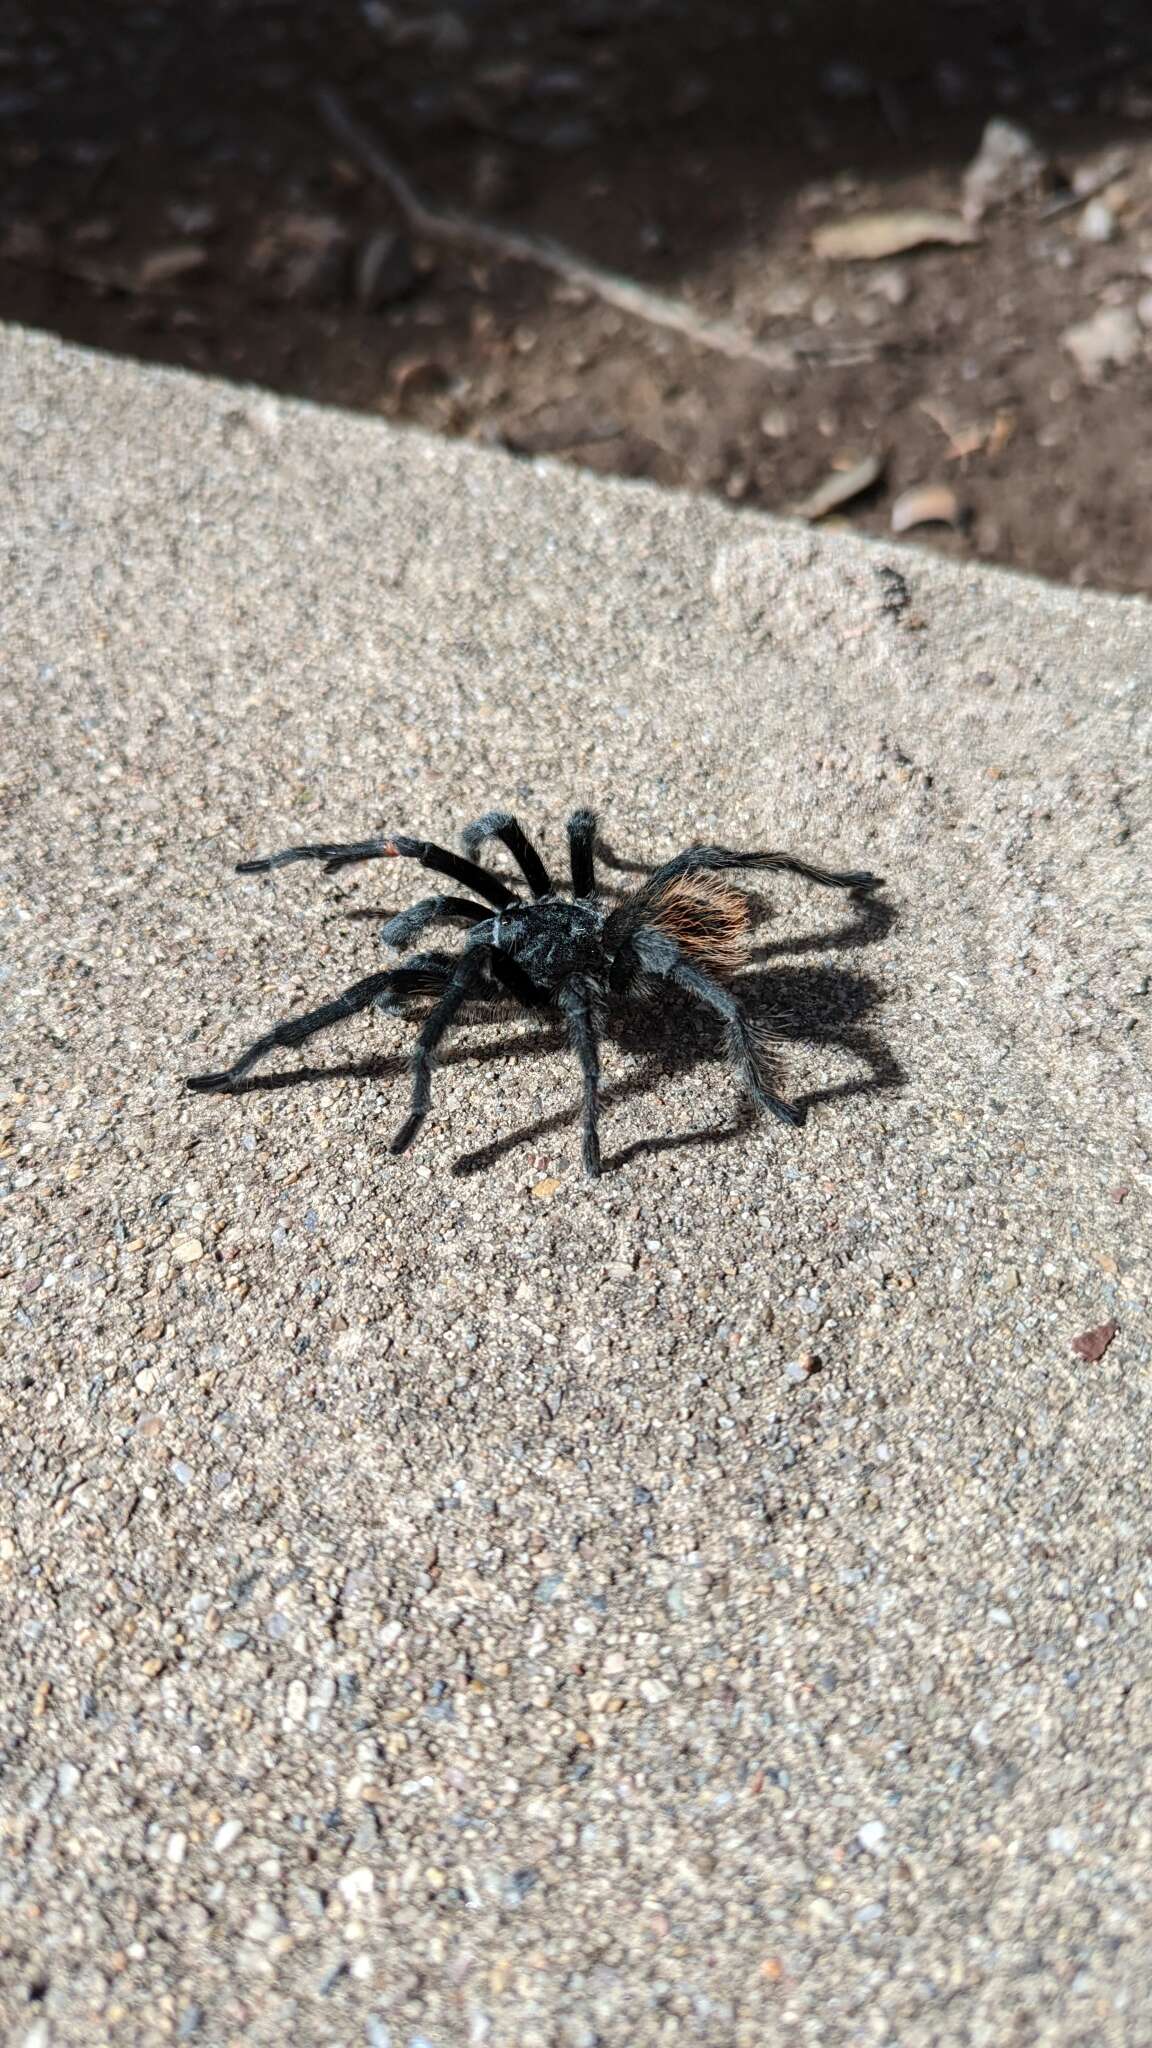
top-left (378, 895), bottom-right (492, 951)
top-left (566, 808), bottom-right (598, 898)
top-left (236, 834), bottom-right (517, 910)
top-left (558, 976), bottom-right (603, 1179)
top-left (488, 949), bottom-right (551, 1009)
top-left (390, 945), bottom-right (491, 1156)
top-left (185, 957), bottom-right (454, 1093)
top-left (637, 939), bottom-right (800, 1128)
top-left (460, 811), bottom-right (552, 898)
top-left (647, 846), bottom-right (883, 893)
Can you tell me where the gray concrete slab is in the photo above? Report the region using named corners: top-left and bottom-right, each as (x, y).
top-left (1, 323), bottom-right (1150, 2047)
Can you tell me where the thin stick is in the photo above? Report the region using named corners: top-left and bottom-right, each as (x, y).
top-left (319, 88), bottom-right (812, 373)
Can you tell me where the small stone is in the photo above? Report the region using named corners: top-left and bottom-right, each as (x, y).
top-left (285, 1679), bottom-right (309, 1723)
top-left (244, 1900), bottom-right (284, 1942)
top-left (1061, 306), bottom-right (1142, 383)
top-left (784, 1352), bottom-right (821, 1385)
top-left (962, 118), bottom-right (1047, 222)
top-left (167, 1830), bottom-right (188, 1866)
top-left (1078, 198), bottom-right (1116, 243)
top-left (1048, 1824), bottom-right (1079, 1855)
top-left (338, 1866), bottom-right (376, 1906)
top-left (365, 2021), bottom-right (393, 2048)
top-left (171, 1238), bottom-right (203, 1265)
top-left (177, 2007), bottom-right (204, 2040)
top-left (857, 1820), bottom-right (887, 1853)
top-left (213, 1818), bottom-right (244, 1853)
top-left (639, 1677), bottom-right (671, 1704)
top-left (56, 1761), bottom-right (82, 1799)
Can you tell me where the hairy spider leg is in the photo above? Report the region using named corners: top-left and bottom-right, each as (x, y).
top-left (379, 895), bottom-right (492, 950)
top-left (488, 950), bottom-right (551, 1008)
top-left (566, 808), bottom-right (598, 898)
top-left (647, 846), bottom-right (884, 893)
top-left (236, 835), bottom-right (517, 910)
top-left (390, 945), bottom-right (492, 1156)
top-left (558, 975), bottom-right (603, 1179)
top-left (644, 948), bottom-right (801, 1129)
top-left (460, 811), bottom-right (552, 899)
top-left (185, 958), bottom-right (455, 1093)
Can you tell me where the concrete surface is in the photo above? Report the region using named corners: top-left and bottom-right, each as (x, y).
top-left (1, 323), bottom-right (1150, 2048)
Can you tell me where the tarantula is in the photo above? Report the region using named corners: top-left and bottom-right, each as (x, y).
top-left (186, 808), bottom-right (882, 1177)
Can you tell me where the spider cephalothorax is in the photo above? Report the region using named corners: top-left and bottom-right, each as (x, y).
top-left (187, 807), bottom-right (882, 1178)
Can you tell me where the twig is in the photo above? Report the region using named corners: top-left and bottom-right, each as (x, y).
top-left (319, 87), bottom-right (803, 373)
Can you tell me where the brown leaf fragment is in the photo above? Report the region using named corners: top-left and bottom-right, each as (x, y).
top-left (792, 452), bottom-right (885, 521)
top-left (1071, 1320), bottom-right (1119, 1362)
top-left (812, 211), bottom-right (976, 261)
top-left (136, 243), bottom-right (209, 289)
top-left (891, 484), bottom-right (961, 533)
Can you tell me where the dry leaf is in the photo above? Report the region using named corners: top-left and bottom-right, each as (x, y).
top-left (812, 211), bottom-right (976, 261)
top-left (985, 410), bottom-right (1016, 459)
top-left (1071, 1320), bottom-right (1119, 1362)
top-left (890, 484), bottom-right (961, 533)
top-left (792, 452), bottom-right (885, 521)
top-left (136, 243), bottom-right (209, 288)
top-left (530, 1177), bottom-right (562, 1201)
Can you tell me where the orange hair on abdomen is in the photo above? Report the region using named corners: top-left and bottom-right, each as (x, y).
top-left (645, 871), bottom-right (751, 977)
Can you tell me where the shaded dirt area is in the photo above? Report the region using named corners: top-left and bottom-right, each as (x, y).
top-left (6, 0), bottom-right (1152, 592)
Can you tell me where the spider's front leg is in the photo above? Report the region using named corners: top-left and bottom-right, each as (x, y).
top-left (185, 956), bottom-right (455, 1092)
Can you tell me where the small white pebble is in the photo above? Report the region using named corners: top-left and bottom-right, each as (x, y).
top-left (167, 1830), bottom-right (188, 1866)
top-left (285, 1678), bottom-right (308, 1723)
top-left (857, 1820), bottom-right (887, 1853)
top-left (1078, 198), bottom-right (1116, 243)
top-left (1048, 1825), bottom-right (1080, 1855)
top-left (56, 1761), bottom-right (82, 1799)
top-left (338, 1866), bottom-right (376, 1905)
top-left (213, 1818), bottom-right (244, 1853)
top-left (639, 1678), bottom-right (671, 1704)
top-left (243, 1900), bottom-right (282, 1942)
top-left (171, 1237), bottom-right (203, 1265)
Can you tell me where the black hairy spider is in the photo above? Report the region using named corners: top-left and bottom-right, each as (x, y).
top-left (186, 809), bottom-right (883, 1178)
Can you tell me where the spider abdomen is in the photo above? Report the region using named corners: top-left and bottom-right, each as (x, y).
top-left (643, 872), bottom-right (751, 978)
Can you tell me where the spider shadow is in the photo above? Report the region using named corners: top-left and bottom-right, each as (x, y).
top-left (194, 1019), bottom-right (564, 1098)
top-left (452, 892), bottom-right (903, 1177)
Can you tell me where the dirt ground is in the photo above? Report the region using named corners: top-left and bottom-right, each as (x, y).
top-left (5, 0), bottom-right (1152, 594)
